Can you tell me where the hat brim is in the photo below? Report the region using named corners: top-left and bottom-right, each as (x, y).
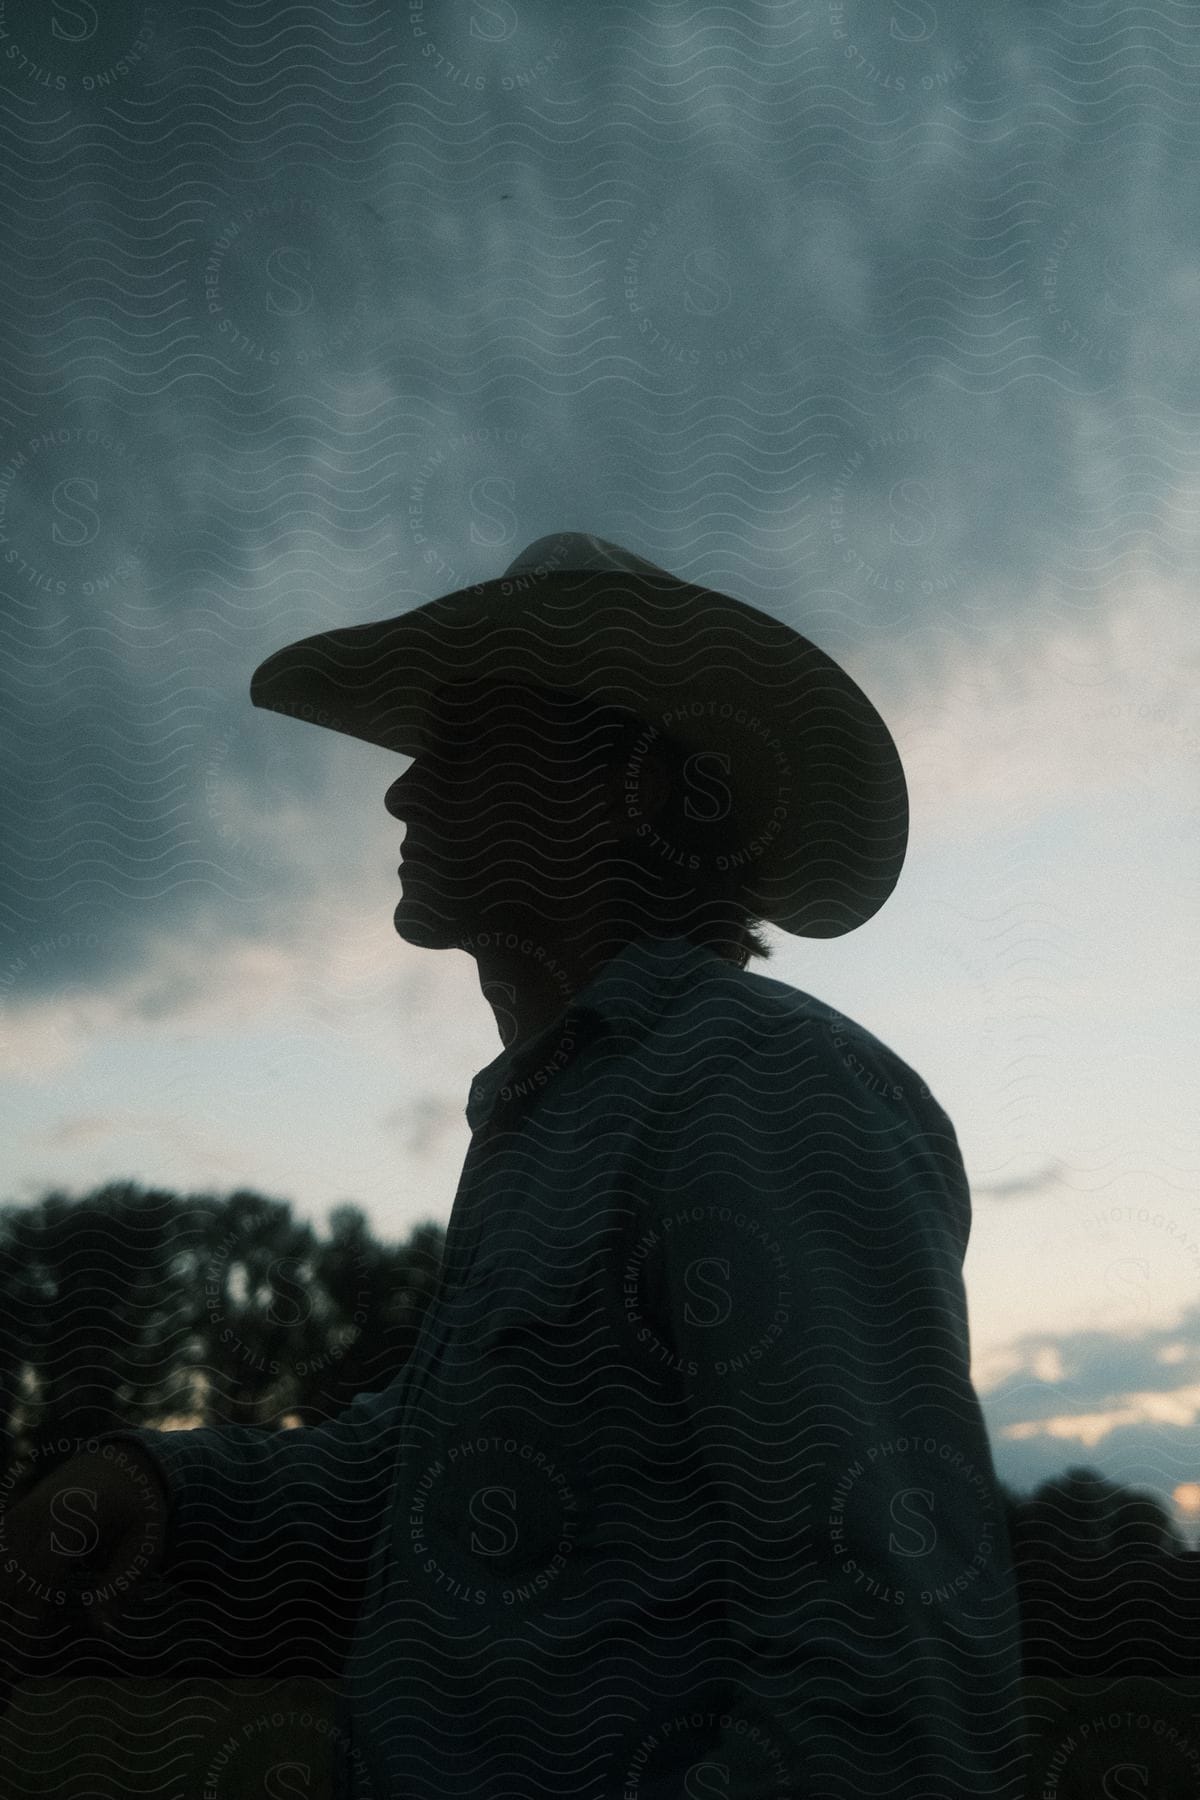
top-left (249, 567), bottom-right (908, 937)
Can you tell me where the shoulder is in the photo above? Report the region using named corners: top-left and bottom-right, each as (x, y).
top-left (645, 956), bottom-right (973, 1249)
top-left (657, 955), bottom-right (949, 1125)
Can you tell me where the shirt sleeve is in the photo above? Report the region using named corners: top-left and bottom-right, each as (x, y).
top-left (638, 1015), bottom-right (1029, 1800)
top-left (95, 1373), bottom-right (410, 1594)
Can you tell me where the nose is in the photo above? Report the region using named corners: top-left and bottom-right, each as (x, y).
top-left (385, 764), bottom-right (418, 822)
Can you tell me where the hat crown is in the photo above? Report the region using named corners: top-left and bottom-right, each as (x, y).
top-left (502, 533), bottom-right (675, 583)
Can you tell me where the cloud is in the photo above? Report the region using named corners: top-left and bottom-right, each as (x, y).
top-left (972, 1160), bottom-right (1067, 1201)
top-left (33, 1112), bottom-right (125, 1147)
top-left (979, 1302), bottom-right (1200, 1473)
top-left (980, 1305), bottom-right (1200, 1504)
top-left (25, 1107), bottom-right (251, 1177)
top-left (1, 0), bottom-right (1197, 1012)
top-left (0, 925), bottom-right (303, 1079)
top-left (381, 1093), bottom-right (463, 1160)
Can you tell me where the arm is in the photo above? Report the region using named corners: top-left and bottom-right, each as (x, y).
top-left (95, 1373), bottom-right (410, 1595)
top-left (638, 1020), bottom-right (1028, 1799)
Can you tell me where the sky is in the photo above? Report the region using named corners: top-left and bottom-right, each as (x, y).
top-left (0, 0), bottom-right (1197, 1531)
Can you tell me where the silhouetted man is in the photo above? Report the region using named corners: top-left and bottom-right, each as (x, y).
top-left (2, 536), bottom-right (1028, 1798)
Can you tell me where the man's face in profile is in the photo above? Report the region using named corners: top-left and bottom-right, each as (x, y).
top-left (385, 682), bottom-right (618, 950)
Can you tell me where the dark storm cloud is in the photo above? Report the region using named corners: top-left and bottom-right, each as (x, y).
top-left (0, 0), bottom-right (1195, 1007)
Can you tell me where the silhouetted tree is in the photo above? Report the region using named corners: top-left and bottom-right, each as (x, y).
top-left (0, 1178), bottom-right (447, 1679)
top-left (0, 1180), bottom-right (445, 1508)
top-left (9, 1179), bottom-right (1200, 1710)
top-left (1008, 1464), bottom-right (1194, 1680)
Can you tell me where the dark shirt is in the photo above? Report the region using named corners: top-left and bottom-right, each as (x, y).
top-left (107, 934), bottom-right (1028, 1798)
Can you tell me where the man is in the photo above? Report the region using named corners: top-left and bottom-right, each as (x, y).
top-left (1, 536), bottom-right (1028, 1797)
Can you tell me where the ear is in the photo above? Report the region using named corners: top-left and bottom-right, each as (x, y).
top-left (601, 737), bottom-right (672, 841)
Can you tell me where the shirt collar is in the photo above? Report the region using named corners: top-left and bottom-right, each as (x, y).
top-left (465, 934), bottom-right (727, 1132)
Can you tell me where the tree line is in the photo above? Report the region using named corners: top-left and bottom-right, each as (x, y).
top-left (2, 1180), bottom-right (1199, 1698)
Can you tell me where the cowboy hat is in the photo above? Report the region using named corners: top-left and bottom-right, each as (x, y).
top-left (248, 532), bottom-right (908, 937)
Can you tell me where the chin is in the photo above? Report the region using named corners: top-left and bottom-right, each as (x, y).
top-left (392, 892), bottom-right (465, 950)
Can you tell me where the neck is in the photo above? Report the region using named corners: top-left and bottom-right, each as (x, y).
top-left (468, 910), bottom-right (639, 1050)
